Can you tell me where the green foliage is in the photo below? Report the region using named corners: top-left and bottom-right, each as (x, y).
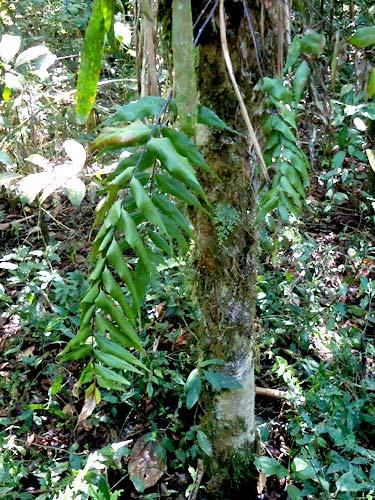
top-left (59, 96), bottom-right (236, 403)
top-left (214, 203), bottom-right (241, 244)
top-left (258, 41), bottom-right (311, 224)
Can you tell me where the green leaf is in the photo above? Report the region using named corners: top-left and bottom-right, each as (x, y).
top-left (333, 150), bottom-right (346, 169)
top-left (155, 173), bottom-right (201, 208)
top-left (300, 30), bottom-right (325, 56)
top-left (348, 26), bottom-right (375, 49)
top-left (198, 105), bottom-right (240, 135)
top-left (95, 332), bottom-right (147, 370)
top-left (130, 177), bottom-right (167, 234)
top-left (82, 284), bottom-right (100, 305)
top-left (0, 152), bottom-right (14, 166)
top-left (185, 368), bottom-right (201, 409)
top-left (292, 61), bottom-right (310, 104)
top-left (59, 345), bottom-right (92, 363)
top-left (108, 166), bottom-right (135, 188)
top-left (101, 0), bottom-right (115, 47)
top-left (90, 121), bottom-right (151, 152)
top-left (147, 137), bottom-right (204, 196)
top-left (160, 214), bottom-right (188, 247)
top-left (96, 375), bottom-right (127, 392)
top-left (75, 0), bottom-right (105, 124)
top-left (89, 256), bottom-right (106, 282)
top-left (367, 67), bottom-right (375, 99)
top-left (283, 37), bottom-right (301, 74)
top-left (172, 0), bottom-right (197, 136)
top-left (59, 327), bottom-right (92, 356)
top-left (261, 77), bottom-right (292, 103)
top-left (110, 96), bottom-right (167, 123)
top-left (96, 312), bottom-right (143, 351)
top-left (152, 194), bottom-right (192, 235)
top-left (101, 266), bottom-right (136, 324)
top-left (148, 230), bottom-right (172, 254)
top-left (94, 349), bottom-right (142, 374)
top-left (119, 209), bottom-right (153, 273)
top-left (254, 456), bottom-right (288, 479)
top-left (161, 127), bottom-right (210, 171)
top-left (95, 363), bottom-right (131, 386)
top-left (106, 238), bottom-right (139, 307)
top-left (80, 304), bottom-right (96, 329)
top-left (286, 485), bottom-right (303, 499)
top-left (197, 431), bottom-right (212, 457)
top-left (291, 457), bottom-right (317, 480)
top-left (203, 370), bottom-right (242, 390)
top-left (134, 259), bottom-right (150, 307)
top-left (95, 291), bottom-right (142, 348)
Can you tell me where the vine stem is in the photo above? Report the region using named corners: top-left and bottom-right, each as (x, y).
top-left (218, 0), bottom-right (270, 182)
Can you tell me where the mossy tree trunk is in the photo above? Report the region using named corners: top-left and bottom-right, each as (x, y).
top-left (161, 0), bottom-right (267, 491)
top-left (193, 2), bottom-right (262, 489)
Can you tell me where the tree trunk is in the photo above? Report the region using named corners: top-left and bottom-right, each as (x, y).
top-left (193, 1), bottom-right (262, 492)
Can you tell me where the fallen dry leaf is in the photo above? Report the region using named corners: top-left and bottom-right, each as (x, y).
top-left (128, 435), bottom-right (166, 490)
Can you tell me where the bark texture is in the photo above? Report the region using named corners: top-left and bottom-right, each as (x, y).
top-left (193, 1), bottom-right (262, 487)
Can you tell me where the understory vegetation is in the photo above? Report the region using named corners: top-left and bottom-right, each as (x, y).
top-left (0, 0), bottom-right (374, 498)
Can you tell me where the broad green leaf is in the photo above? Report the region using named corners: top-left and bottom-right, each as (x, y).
top-left (96, 375), bottom-right (127, 391)
top-left (147, 137), bottom-right (204, 196)
top-left (196, 431), bottom-right (212, 457)
top-left (279, 191), bottom-right (301, 218)
top-left (98, 229), bottom-right (114, 253)
top-left (95, 331), bottom-right (147, 369)
top-left (198, 105), bottom-right (240, 134)
top-left (94, 349), bottom-right (142, 374)
top-left (185, 368), bottom-right (201, 409)
top-left (75, 0), bottom-right (105, 124)
top-left (291, 457), bottom-right (316, 480)
top-left (280, 176), bottom-right (301, 206)
top-left (264, 116), bottom-right (296, 143)
top-left (283, 37), bottom-right (301, 74)
top-left (59, 327), bottom-right (92, 356)
top-left (106, 238), bottom-right (139, 306)
top-left (293, 61), bottom-right (310, 104)
top-left (119, 209), bottom-right (153, 272)
top-left (95, 363), bottom-right (131, 386)
top-left (300, 30), bottom-right (325, 56)
top-left (111, 96), bottom-right (166, 123)
top-left (106, 199), bottom-right (123, 226)
top-left (286, 485), bottom-right (303, 500)
top-left (172, 0), bottom-right (197, 136)
top-left (64, 177), bottom-right (86, 208)
top-left (348, 26), bottom-right (375, 48)
top-left (130, 177), bottom-right (167, 234)
top-left (80, 304), bottom-right (96, 328)
top-left (90, 121), bottom-right (151, 151)
top-left (152, 194), bottom-right (192, 235)
top-left (161, 127), bottom-right (210, 171)
top-left (148, 230), bottom-right (171, 254)
top-left (155, 173), bottom-right (201, 208)
top-left (134, 259), bottom-right (150, 307)
top-left (82, 284), bottom-right (100, 305)
top-left (95, 291), bottom-right (141, 347)
top-left (89, 255), bottom-right (106, 282)
top-left (333, 150), bottom-right (346, 169)
top-left (367, 67), bottom-right (375, 99)
top-left (203, 370), bottom-right (242, 390)
top-left (336, 471), bottom-right (365, 492)
top-left (102, 266), bottom-right (135, 324)
top-left (101, 0), bottom-right (115, 47)
top-left (160, 214), bottom-right (187, 247)
top-left (108, 166), bottom-right (135, 188)
top-left (59, 345), bottom-right (92, 363)
top-left (254, 456), bottom-right (288, 479)
top-left (262, 77), bottom-right (293, 103)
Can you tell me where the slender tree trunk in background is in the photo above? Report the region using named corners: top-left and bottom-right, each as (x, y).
top-left (193, 2), bottom-right (263, 492)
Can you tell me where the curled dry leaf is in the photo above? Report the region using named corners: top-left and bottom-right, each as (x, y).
top-left (128, 435), bottom-right (166, 490)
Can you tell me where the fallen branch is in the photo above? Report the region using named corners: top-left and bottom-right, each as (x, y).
top-left (255, 386), bottom-right (287, 399)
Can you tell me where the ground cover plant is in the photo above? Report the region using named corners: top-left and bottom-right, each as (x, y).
top-left (0, 0), bottom-right (374, 498)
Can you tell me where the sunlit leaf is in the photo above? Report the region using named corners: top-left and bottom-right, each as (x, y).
top-left (76, 0), bottom-right (105, 124)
